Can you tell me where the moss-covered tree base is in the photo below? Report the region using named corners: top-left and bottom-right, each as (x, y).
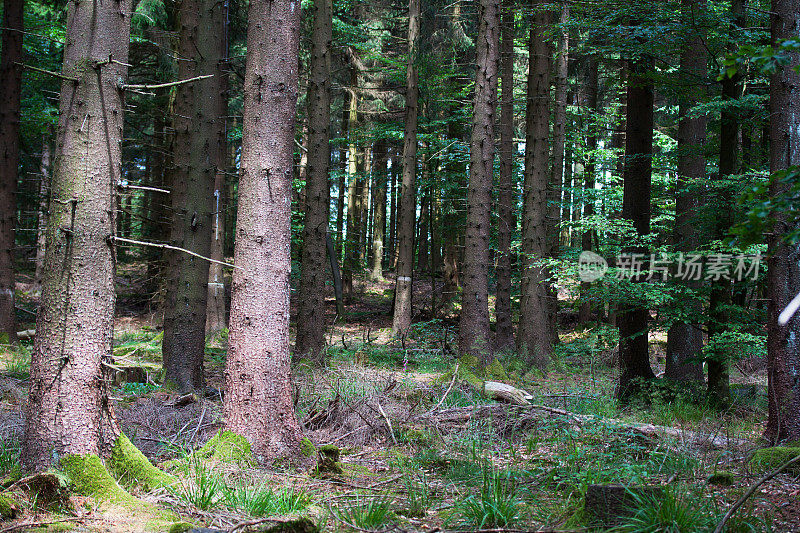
top-left (749, 447), bottom-right (800, 472)
top-left (109, 433), bottom-right (177, 491)
top-left (0, 491), bottom-right (19, 518)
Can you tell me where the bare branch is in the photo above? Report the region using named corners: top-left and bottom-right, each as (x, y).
top-left (123, 74), bottom-right (214, 91)
top-left (112, 236), bottom-right (237, 268)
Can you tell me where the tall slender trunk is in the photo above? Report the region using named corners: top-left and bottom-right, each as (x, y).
top-left (417, 191), bottom-right (429, 272)
top-left (617, 55), bottom-right (656, 399)
top-left (34, 128), bottom-right (54, 295)
top-left (162, 0), bottom-right (227, 391)
top-left (765, 0), bottom-right (800, 443)
top-left (370, 139), bottom-right (388, 280)
top-left (459, 0), bottom-right (500, 361)
top-left (665, 0), bottom-right (707, 385)
top-left (392, 0), bottom-right (421, 336)
top-left (495, 0), bottom-right (515, 351)
top-left (23, 0), bottom-right (132, 471)
top-left (388, 149), bottom-right (397, 269)
top-left (297, 0), bottom-right (333, 362)
top-left (517, 2), bottom-right (551, 368)
top-left (708, 0), bottom-right (744, 405)
top-left (578, 58), bottom-right (599, 324)
top-left (343, 71), bottom-right (359, 298)
top-left (336, 95), bottom-right (348, 259)
top-left (145, 108), bottom-right (169, 300)
top-left (0, 0), bottom-right (23, 343)
top-left (225, 0), bottom-right (306, 461)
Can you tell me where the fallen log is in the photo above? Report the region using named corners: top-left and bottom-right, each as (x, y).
top-left (483, 381), bottom-right (533, 405)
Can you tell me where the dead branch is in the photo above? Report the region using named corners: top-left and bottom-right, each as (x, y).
top-left (124, 74), bottom-right (214, 91)
top-left (112, 237), bottom-right (236, 268)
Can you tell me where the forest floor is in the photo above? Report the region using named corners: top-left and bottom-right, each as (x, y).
top-left (0, 270), bottom-right (796, 532)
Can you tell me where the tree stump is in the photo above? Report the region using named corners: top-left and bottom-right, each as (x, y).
top-left (584, 484), bottom-right (663, 526)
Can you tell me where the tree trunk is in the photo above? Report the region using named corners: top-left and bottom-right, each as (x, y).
top-left (336, 95), bottom-right (348, 259)
top-left (665, 0), bottom-right (707, 385)
top-left (708, 0), bottom-right (744, 405)
top-left (0, 0), bottom-right (23, 343)
top-left (162, 0), bottom-right (227, 392)
top-left (578, 59), bottom-right (599, 324)
top-left (495, 0), bottom-right (515, 351)
top-left (417, 191), bottom-right (430, 272)
top-left (517, 3), bottom-right (551, 368)
top-left (388, 148), bottom-right (397, 270)
top-left (343, 67), bottom-right (360, 299)
top-left (459, 0), bottom-right (500, 361)
top-left (617, 55), bottom-right (656, 400)
top-left (765, 0), bottom-right (800, 443)
top-left (297, 0), bottom-right (333, 362)
top-left (392, 0), bottom-right (421, 336)
top-left (370, 139), bottom-right (388, 281)
top-left (144, 108), bottom-right (169, 301)
top-left (23, 0), bottom-right (132, 471)
top-left (34, 128), bottom-right (54, 296)
top-left (225, 0), bottom-right (305, 461)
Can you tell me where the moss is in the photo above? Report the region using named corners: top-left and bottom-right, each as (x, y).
top-left (0, 492), bottom-right (19, 518)
top-left (484, 358), bottom-right (509, 382)
top-left (707, 471), bottom-right (735, 486)
top-left (300, 437), bottom-right (317, 458)
top-left (109, 433), bottom-right (176, 491)
top-left (311, 445), bottom-right (343, 477)
top-left (168, 522), bottom-right (195, 533)
top-left (197, 430), bottom-right (255, 465)
top-left (458, 353), bottom-right (479, 371)
top-left (263, 518), bottom-right (320, 533)
top-left (60, 454), bottom-right (138, 504)
top-left (749, 447), bottom-right (800, 472)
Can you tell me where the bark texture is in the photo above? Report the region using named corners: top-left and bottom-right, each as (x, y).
top-left (162, 0), bottom-right (227, 391)
top-left (617, 55), bottom-right (656, 399)
top-left (495, 0), bottom-right (515, 351)
top-left (0, 0), bottom-right (23, 343)
top-left (23, 0), bottom-right (132, 471)
top-left (765, 0), bottom-right (800, 443)
top-left (665, 0), bottom-right (707, 385)
top-left (517, 4), bottom-right (552, 368)
top-left (297, 0), bottom-right (333, 362)
top-left (459, 0), bottom-right (500, 361)
top-left (225, 0), bottom-right (305, 461)
top-left (392, 0), bottom-right (421, 336)
top-left (34, 129), bottom-right (54, 295)
top-left (369, 140), bottom-right (388, 281)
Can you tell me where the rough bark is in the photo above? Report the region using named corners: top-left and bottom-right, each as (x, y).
top-left (617, 55), bottom-right (656, 400)
top-left (765, 0), bottom-right (800, 443)
top-left (162, 0), bottom-right (227, 391)
top-left (224, 0), bottom-right (305, 462)
top-left (34, 128), bottom-right (54, 296)
top-left (495, 0), bottom-right (515, 351)
top-left (369, 139), bottom-right (388, 281)
top-left (459, 0), bottom-right (500, 361)
top-left (0, 0), bottom-right (23, 343)
top-left (392, 0), bottom-right (421, 336)
top-left (665, 0), bottom-right (707, 385)
top-left (708, 0), bottom-right (744, 405)
top-left (517, 3), bottom-right (552, 368)
top-left (23, 0), bottom-right (132, 471)
top-left (297, 0), bottom-right (333, 362)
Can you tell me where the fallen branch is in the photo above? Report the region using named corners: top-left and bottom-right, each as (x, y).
top-left (1, 517), bottom-right (102, 533)
top-left (712, 451), bottom-right (800, 533)
top-left (376, 399), bottom-right (397, 445)
top-left (123, 74), bottom-right (213, 91)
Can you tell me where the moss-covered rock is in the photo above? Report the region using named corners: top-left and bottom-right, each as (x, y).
top-left (707, 471), bottom-right (735, 486)
top-left (168, 522), bottom-right (195, 533)
top-left (300, 437), bottom-right (317, 458)
top-left (109, 433), bottom-right (176, 491)
top-left (262, 518), bottom-right (319, 533)
top-left (749, 447), bottom-right (800, 472)
top-left (0, 491), bottom-right (19, 519)
top-left (197, 430), bottom-right (255, 465)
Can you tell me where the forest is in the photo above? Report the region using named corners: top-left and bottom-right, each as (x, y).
top-left (0, 0), bottom-right (800, 530)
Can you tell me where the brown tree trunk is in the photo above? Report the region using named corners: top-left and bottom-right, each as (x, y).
top-left (578, 60), bottom-right (599, 324)
top-left (617, 55), bottom-right (656, 400)
top-left (417, 191), bottom-right (430, 272)
top-left (23, 0), bottom-right (132, 471)
top-left (0, 0), bottom-right (23, 343)
top-left (297, 0), bottom-right (333, 362)
top-left (517, 3), bottom-right (551, 368)
top-left (34, 128), bottom-right (54, 296)
top-left (343, 66), bottom-right (360, 299)
top-left (162, 0), bottom-right (227, 392)
top-left (392, 0), bottom-right (421, 336)
top-left (708, 0), bottom-right (744, 405)
top-left (495, 0), bottom-right (515, 351)
top-left (765, 0), bottom-right (800, 443)
top-left (388, 149), bottom-right (397, 270)
top-left (665, 0), bottom-right (707, 385)
top-left (336, 96), bottom-right (348, 259)
top-left (369, 139), bottom-right (388, 281)
top-left (225, 0), bottom-right (305, 461)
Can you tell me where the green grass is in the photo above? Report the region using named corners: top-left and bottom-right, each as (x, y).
top-left (223, 483), bottom-right (309, 517)
top-left (452, 461), bottom-right (524, 529)
top-left (0, 438), bottom-right (21, 479)
top-left (167, 455), bottom-right (224, 510)
top-left (4, 346), bottom-right (31, 378)
top-left (331, 493), bottom-right (395, 530)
